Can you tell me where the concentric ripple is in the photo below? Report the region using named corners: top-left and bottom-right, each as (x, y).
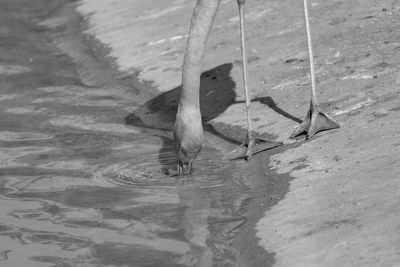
top-left (92, 161), bottom-right (177, 188)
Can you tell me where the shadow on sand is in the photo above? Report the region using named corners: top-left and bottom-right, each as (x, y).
top-left (124, 63), bottom-right (299, 170)
top-left (125, 63), bottom-right (237, 170)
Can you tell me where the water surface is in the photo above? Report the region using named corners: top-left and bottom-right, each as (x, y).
top-left (0, 1), bottom-right (269, 266)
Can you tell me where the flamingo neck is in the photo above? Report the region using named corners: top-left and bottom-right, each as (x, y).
top-left (180, 35), bottom-right (203, 109)
top-left (179, 0), bottom-right (221, 111)
top-left (179, 80), bottom-right (201, 109)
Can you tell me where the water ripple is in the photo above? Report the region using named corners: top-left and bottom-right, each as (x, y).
top-left (0, 131), bottom-right (53, 142)
top-left (92, 162), bottom-right (177, 188)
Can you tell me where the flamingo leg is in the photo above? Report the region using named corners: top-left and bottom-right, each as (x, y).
top-left (292, 0), bottom-right (339, 139)
top-left (225, 0), bottom-right (282, 161)
top-left (238, 0), bottom-right (255, 160)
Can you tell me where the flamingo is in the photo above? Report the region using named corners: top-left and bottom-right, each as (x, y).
top-left (174, 0), bottom-right (339, 175)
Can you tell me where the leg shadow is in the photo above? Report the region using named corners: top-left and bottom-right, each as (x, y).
top-left (252, 96), bottom-right (302, 123)
top-left (233, 96), bottom-right (302, 124)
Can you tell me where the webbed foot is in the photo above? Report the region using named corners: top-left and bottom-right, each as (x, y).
top-left (225, 138), bottom-right (282, 161)
top-left (291, 104), bottom-right (339, 139)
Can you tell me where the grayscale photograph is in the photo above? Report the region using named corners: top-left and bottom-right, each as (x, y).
top-left (0, 0), bottom-right (398, 266)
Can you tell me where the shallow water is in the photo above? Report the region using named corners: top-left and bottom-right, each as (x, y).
top-left (0, 1), bottom-right (268, 266)
top-left (0, 121), bottom-right (251, 267)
